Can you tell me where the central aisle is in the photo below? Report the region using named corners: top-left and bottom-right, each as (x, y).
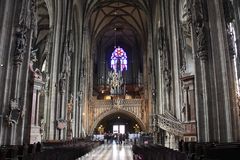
top-left (77, 142), bottom-right (133, 160)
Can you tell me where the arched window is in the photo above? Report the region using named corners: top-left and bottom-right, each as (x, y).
top-left (41, 59), bottom-right (47, 72)
top-left (111, 46), bottom-right (127, 72)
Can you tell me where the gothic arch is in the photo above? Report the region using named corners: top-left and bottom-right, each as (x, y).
top-left (89, 108), bottom-right (146, 135)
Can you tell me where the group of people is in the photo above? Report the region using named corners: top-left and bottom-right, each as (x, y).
top-left (104, 133), bottom-right (129, 144)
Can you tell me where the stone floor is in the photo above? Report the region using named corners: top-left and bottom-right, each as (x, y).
top-left (77, 142), bottom-right (133, 160)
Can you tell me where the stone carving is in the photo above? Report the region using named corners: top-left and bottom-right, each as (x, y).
top-left (179, 0), bottom-right (193, 75)
top-left (223, 0), bottom-right (236, 59)
top-left (164, 68), bottom-right (171, 90)
top-left (40, 117), bottom-right (45, 138)
top-left (153, 114), bottom-right (185, 135)
top-left (227, 27), bottom-right (236, 59)
top-left (192, 0), bottom-right (208, 59)
top-left (181, 0), bottom-right (192, 37)
top-left (113, 98), bottom-right (123, 109)
top-left (81, 59), bottom-right (86, 77)
top-left (59, 72), bottom-right (67, 93)
top-left (41, 73), bottom-right (50, 95)
top-left (223, 0), bottom-right (234, 24)
top-left (158, 26), bottom-right (172, 89)
top-left (5, 99), bottom-right (21, 126)
top-left (29, 49), bottom-right (42, 80)
top-left (236, 92), bottom-right (240, 116)
top-left (64, 46), bottom-right (71, 74)
top-left (185, 0), bottom-right (193, 24)
top-left (195, 22), bottom-right (208, 59)
top-left (57, 119), bottom-right (67, 130)
top-left (67, 96), bottom-right (73, 139)
top-left (62, 30), bottom-right (73, 76)
top-left (19, 0), bottom-right (31, 28)
top-left (30, 0), bottom-right (38, 38)
top-left (193, 0), bottom-right (204, 23)
top-left (15, 26), bottom-right (28, 64)
top-left (180, 59), bottom-right (187, 75)
top-left (158, 26), bottom-right (165, 52)
top-left (19, 0), bottom-right (37, 29)
top-left (69, 30), bottom-right (74, 56)
top-left (15, 0), bottom-right (38, 64)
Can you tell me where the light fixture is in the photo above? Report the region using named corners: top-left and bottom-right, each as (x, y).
top-left (113, 1), bottom-right (120, 49)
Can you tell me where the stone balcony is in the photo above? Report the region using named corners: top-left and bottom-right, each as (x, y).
top-left (89, 98), bottom-right (145, 121)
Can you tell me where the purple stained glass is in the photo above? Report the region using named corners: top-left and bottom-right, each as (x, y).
top-left (111, 46), bottom-right (127, 71)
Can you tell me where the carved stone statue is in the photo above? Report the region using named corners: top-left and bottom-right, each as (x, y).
top-left (164, 68), bottom-right (171, 90)
top-left (181, 0), bottom-right (192, 37)
top-left (158, 26), bottom-right (165, 52)
top-left (59, 72), bottom-right (66, 93)
top-left (196, 22), bottom-right (207, 58)
top-left (40, 117), bottom-right (45, 137)
top-left (227, 27), bottom-right (236, 58)
top-left (15, 27), bottom-right (28, 64)
top-left (6, 99), bottom-right (21, 126)
top-left (29, 48), bottom-right (42, 80)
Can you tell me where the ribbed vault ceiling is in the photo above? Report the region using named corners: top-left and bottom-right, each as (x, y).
top-left (85, 0), bottom-right (149, 48)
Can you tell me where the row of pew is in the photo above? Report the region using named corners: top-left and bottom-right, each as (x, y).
top-left (132, 142), bottom-right (240, 160)
top-left (179, 141), bottom-right (240, 160)
top-left (0, 138), bottom-right (101, 160)
top-left (132, 144), bottom-right (187, 160)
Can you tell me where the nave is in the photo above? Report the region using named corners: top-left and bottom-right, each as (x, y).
top-left (78, 142), bottom-right (133, 160)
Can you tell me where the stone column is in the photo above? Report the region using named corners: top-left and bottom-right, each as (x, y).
top-left (76, 28), bottom-right (85, 137)
top-left (192, 0), bottom-right (211, 142)
top-left (182, 85), bottom-right (190, 121)
top-left (47, 1), bottom-right (67, 140)
top-left (203, 0), bottom-right (240, 142)
top-left (80, 25), bottom-right (89, 136)
top-left (30, 78), bottom-right (45, 144)
top-left (67, 99), bottom-right (73, 140)
top-left (6, 0), bottom-right (39, 145)
top-left (226, 26), bottom-right (240, 140)
top-left (164, 68), bottom-right (171, 111)
top-left (79, 91), bottom-right (83, 137)
top-left (58, 72), bottom-right (67, 139)
top-left (199, 52), bottom-right (210, 141)
top-left (72, 22), bottom-right (83, 137)
top-left (0, 0), bottom-right (17, 145)
top-left (156, 25), bottom-right (164, 115)
top-left (42, 30), bottom-right (52, 141)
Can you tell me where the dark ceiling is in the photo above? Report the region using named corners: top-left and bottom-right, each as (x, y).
top-left (86, 0), bottom-right (149, 50)
top-left (34, 0), bottom-right (150, 71)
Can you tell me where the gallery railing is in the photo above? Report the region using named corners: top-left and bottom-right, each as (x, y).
top-left (152, 114), bottom-right (185, 136)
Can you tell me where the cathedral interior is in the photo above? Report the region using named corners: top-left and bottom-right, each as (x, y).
top-left (0, 0), bottom-right (240, 159)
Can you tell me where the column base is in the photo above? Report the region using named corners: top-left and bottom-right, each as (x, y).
top-left (30, 125), bottom-right (41, 144)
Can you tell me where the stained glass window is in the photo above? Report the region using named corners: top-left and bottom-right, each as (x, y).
top-left (111, 46), bottom-right (127, 72)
